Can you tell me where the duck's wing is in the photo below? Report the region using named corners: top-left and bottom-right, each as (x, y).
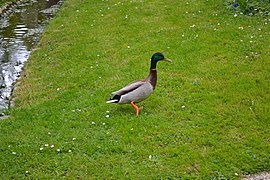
top-left (111, 80), bottom-right (146, 96)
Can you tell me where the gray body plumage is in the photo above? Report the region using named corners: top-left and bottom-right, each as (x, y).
top-left (106, 70), bottom-right (157, 104)
top-left (112, 81), bottom-right (154, 104)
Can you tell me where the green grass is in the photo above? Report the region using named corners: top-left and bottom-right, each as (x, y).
top-left (1, 0), bottom-right (18, 5)
top-left (1, 0), bottom-right (270, 179)
top-left (0, 0), bottom-right (10, 6)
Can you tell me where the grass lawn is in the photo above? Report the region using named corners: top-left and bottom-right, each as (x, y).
top-left (0, 0), bottom-right (17, 6)
top-left (0, 0), bottom-right (270, 179)
top-left (0, 0), bottom-right (10, 7)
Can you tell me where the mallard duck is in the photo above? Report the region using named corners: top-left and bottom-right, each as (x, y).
top-left (106, 52), bottom-right (172, 116)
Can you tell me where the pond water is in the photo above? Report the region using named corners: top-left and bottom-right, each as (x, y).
top-left (0, 0), bottom-right (63, 114)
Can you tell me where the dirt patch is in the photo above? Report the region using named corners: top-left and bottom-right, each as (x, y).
top-left (242, 172), bottom-right (270, 180)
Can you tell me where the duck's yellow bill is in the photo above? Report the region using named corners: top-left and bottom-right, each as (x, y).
top-left (163, 57), bottom-right (173, 62)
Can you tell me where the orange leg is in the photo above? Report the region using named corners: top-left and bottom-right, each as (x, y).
top-left (130, 102), bottom-right (140, 116)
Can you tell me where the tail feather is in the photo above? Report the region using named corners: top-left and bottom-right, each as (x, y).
top-left (106, 94), bottom-right (121, 103)
top-left (106, 99), bottom-right (118, 103)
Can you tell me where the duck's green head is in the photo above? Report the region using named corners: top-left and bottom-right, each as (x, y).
top-left (150, 52), bottom-right (172, 69)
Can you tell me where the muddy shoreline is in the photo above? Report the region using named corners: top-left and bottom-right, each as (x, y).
top-left (0, 0), bottom-right (27, 17)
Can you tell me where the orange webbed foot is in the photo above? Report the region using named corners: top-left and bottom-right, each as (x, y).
top-left (130, 102), bottom-right (142, 116)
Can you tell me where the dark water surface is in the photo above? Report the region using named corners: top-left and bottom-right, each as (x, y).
top-left (0, 0), bottom-right (63, 113)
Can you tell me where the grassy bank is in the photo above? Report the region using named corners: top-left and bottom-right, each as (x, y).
top-left (0, 0), bottom-right (10, 6)
top-left (1, 0), bottom-right (270, 178)
top-left (0, 0), bottom-right (18, 6)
